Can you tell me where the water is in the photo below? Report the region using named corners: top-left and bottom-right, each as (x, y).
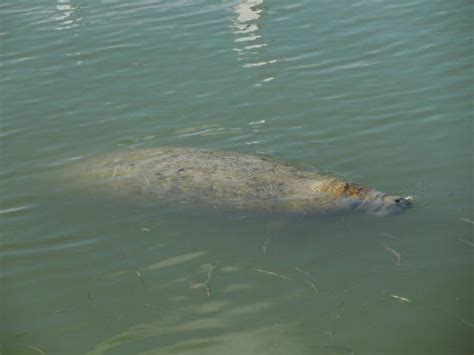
top-left (1, 0), bottom-right (473, 353)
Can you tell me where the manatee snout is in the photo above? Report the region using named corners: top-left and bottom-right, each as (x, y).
top-left (373, 195), bottom-right (413, 216)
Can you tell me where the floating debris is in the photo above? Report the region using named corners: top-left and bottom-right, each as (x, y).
top-left (17, 343), bottom-right (48, 355)
top-left (14, 332), bottom-right (29, 338)
top-left (389, 294), bottom-right (413, 303)
top-left (381, 242), bottom-right (401, 266)
top-left (191, 263), bottom-right (216, 299)
top-left (458, 238), bottom-right (474, 247)
top-left (144, 303), bottom-right (160, 309)
top-left (45, 308), bottom-right (74, 315)
top-left (432, 306), bottom-right (474, 329)
top-left (204, 263), bottom-right (216, 299)
top-left (305, 280), bottom-right (319, 294)
top-left (294, 267), bottom-right (319, 294)
top-left (460, 218), bottom-right (474, 225)
top-left (293, 267), bottom-right (311, 277)
top-left (190, 282), bottom-right (206, 289)
top-left (143, 251), bottom-right (207, 271)
top-left (460, 318), bottom-right (474, 329)
top-left (136, 271), bottom-right (145, 288)
top-left (204, 285), bottom-right (213, 300)
top-left (262, 235), bottom-right (273, 254)
top-left (380, 232), bottom-right (397, 239)
top-left (141, 228), bottom-right (150, 232)
top-left (0, 205), bottom-right (33, 215)
top-left (322, 329), bottom-right (335, 338)
top-left (205, 263), bottom-right (216, 284)
top-left (87, 291), bottom-right (95, 308)
top-left (255, 268), bottom-right (291, 280)
top-left (312, 345), bottom-right (356, 354)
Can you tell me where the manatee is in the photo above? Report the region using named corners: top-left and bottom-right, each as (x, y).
top-left (69, 147), bottom-right (413, 216)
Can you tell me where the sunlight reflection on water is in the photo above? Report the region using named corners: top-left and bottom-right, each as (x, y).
top-left (54, 0), bottom-right (84, 30)
top-left (233, 0), bottom-right (278, 77)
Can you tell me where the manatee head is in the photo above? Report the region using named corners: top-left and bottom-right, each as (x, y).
top-left (316, 180), bottom-right (413, 216)
top-left (362, 193), bottom-right (413, 216)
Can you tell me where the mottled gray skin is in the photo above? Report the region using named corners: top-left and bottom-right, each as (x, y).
top-left (70, 147), bottom-right (412, 216)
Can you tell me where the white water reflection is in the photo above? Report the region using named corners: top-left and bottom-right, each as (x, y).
top-left (54, 0), bottom-right (84, 30)
top-left (233, 0), bottom-right (277, 72)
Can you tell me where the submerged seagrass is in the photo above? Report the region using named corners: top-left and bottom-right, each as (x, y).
top-left (70, 147), bottom-right (412, 216)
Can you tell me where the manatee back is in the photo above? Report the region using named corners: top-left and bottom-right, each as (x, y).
top-left (69, 148), bottom-right (319, 211)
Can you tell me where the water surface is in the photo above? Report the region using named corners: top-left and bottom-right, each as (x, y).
top-left (1, 0), bottom-right (473, 354)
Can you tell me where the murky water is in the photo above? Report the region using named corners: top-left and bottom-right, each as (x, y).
top-left (1, 0), bottom-right (473, 354)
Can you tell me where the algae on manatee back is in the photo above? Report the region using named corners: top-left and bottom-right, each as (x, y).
top-left (69, 147), bottom-right (412, 216)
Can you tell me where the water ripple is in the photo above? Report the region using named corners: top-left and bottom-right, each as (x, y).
top-left (1, 1), bottom-right (472, 351)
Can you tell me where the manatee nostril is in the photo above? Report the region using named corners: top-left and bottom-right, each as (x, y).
top-left (394, 198), bottom-right (401, 203)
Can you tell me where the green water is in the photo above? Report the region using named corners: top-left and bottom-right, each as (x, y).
top-left (1, 0), bottom-right (473, 354)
